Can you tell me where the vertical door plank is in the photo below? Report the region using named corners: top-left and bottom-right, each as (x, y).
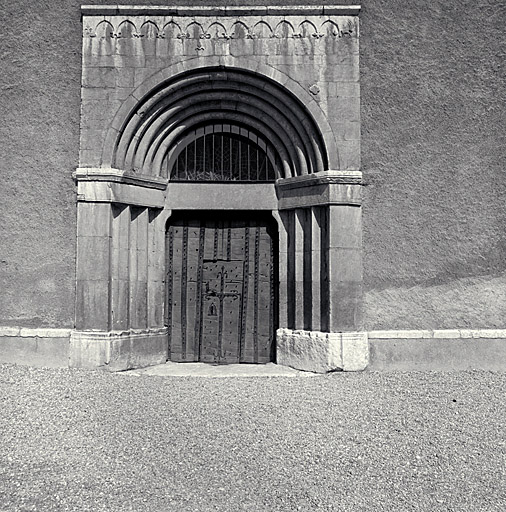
top-left (194, 225), bottom-right (206, 360)
top-left (185, 220), bottom-right (200, 361)
top-left (220, 261), bottom-right (243, 363)
top-left (180, 224), bottom-right (189, 359)
top-left (252, 224), bottom-right (261, 363)
top-left (257, 226), bottom-right (273, 362)
top-left (165, 226), bottom-right (174, 353)
top-left (242, 223), bottom-right (257, 362)
top-left (239, 223), bottom-right (250, 362)
top-left (203, 219), bottom-right (216, 260)
top-left (200, 262), bottom-right (222, 362)
top-left (170, 224), bottom-right (183, 361)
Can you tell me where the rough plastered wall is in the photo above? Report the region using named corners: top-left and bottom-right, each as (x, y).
top-left (0, 0), bottom-right (504, 331)
top-left (0, 1), bottom-right (81, 327)
top-left (360, 0), bottom-right (506, 329)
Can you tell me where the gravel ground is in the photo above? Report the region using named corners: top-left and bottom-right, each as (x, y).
top-left (0, 364), bottom-right (505, 512)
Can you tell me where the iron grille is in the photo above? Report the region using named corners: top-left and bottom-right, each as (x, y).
top-left (169, 125), bottom-right (278, 182)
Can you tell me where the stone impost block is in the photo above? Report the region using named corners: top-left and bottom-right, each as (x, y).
top-left (74, 168), bottom-right (168, 189)
top-left (77, 182), bottom-right (166, 208)
top-left (276, 171), bottom-right (362, 210)
top-left (276, 328), bottom-right (368, 373)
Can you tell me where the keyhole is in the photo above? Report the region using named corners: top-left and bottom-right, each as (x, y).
top-left (208, 302), bottom-right (217, 316)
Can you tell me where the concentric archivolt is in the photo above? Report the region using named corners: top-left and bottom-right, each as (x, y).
top-left (110, 67), bottom-right (330, 179)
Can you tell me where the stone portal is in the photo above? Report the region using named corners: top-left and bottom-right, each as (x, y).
top-left (73, 5), bottom-right (367, 372)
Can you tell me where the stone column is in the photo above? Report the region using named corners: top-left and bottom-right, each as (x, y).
top-left (129, 207), bottom-right (149, 329)
top-left (294, 209), bottom-right (306, 330)
top-left (148, 209), bottom-right (169, 329)
top-left (111, 204), bottom-right (130, 330)
top-left (271, 210), bottom-right (289, 329)
top-left (310, 206), bottom-right (323, 332)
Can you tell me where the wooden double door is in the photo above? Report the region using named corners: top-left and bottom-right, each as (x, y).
top-left (165, 212), bottom-right (276, 363)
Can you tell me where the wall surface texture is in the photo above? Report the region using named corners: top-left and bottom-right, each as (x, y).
top-left (0, 0), bottom-right (505, 333)
top-left (360, 0), bottom-right (506, 329)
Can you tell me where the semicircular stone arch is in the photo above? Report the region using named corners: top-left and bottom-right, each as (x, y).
top-left (102, 61), bottom-right (339, 176)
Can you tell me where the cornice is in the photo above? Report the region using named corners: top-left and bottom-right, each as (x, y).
top-left (276, 170), bottom-right (362, 190)
top-left (81, 5), bottom-right (361, 17)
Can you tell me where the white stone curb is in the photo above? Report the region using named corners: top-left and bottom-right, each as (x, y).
top-left (368, 329), bottom-right (506, 339)
top-left (0, 327), bottom-right (72, 338)
top-left (2, 327), bottom-right (506, 340)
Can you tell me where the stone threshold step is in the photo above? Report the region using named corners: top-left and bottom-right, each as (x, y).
top-left (125, 361), bottom-right (319, 378)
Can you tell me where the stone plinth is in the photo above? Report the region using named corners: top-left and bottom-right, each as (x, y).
top-left (276, 328), bottom-right (368, 373)
top-left (70, 328), bottom-right (168, 371)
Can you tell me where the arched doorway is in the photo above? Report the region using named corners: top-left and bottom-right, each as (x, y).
top-left (166, 211), bottom-right (277, 363)
top-left (164, 122), bottom-right (279, 363)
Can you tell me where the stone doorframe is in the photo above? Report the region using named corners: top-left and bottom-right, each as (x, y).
top-left (72, 4), bottom-right (368, 372)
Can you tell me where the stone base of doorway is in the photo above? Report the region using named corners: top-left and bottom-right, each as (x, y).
top-left (69, 328), bottom-right (168, 371)
top-left (276, 328), bottom-right (369, 373)
top-left (126, 361), bottom-right (317, 378)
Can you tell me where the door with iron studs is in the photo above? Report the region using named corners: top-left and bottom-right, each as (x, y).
top-left (165, 213), bottom-right (276, 363)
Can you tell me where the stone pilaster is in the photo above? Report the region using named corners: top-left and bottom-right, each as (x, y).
top-left (75, 202), bottom-right (112, 330)
top-left (327, 203), bottom-right (363, 331)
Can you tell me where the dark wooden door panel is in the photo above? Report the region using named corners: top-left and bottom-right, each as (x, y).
top-left (166, 214), bottom-right (275, 363)
top-left (201, 261), bottom-right (243, 363)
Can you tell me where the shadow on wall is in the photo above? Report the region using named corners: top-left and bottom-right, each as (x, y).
top-left (365, 272), bottom-right (506, 330)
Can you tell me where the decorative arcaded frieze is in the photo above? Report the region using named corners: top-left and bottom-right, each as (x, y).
top-left (81, 6), bottom-right (359, 41)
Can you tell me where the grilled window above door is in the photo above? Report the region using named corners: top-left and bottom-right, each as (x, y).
top-left (166, 124), bottom-right (280, 182)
